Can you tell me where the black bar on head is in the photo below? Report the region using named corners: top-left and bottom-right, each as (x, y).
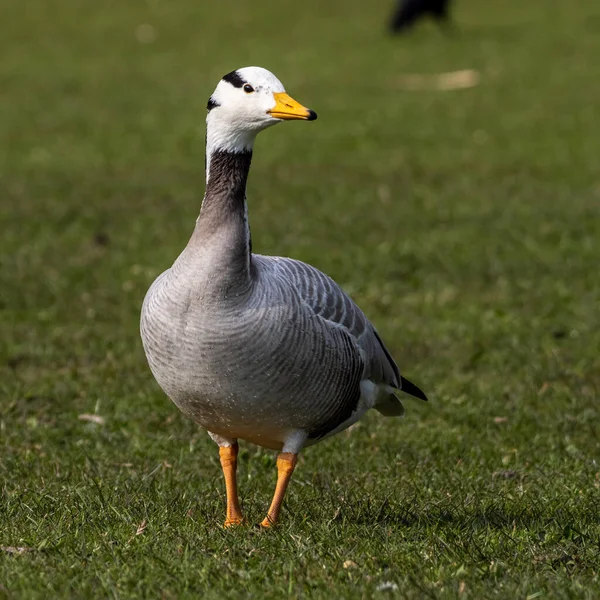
top-left (222, 70), bottom-right (245, 88)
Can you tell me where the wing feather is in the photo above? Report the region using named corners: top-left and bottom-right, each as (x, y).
top-left (263, 256), bottom-right (400, 389)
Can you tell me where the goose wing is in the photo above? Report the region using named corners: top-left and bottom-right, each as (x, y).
top-left (261, 256), bottom-right (426, 408)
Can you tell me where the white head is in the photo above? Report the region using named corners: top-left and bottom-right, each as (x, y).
top-left (206, 66), bottom-right (317, 155)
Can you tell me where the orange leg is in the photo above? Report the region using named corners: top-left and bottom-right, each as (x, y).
top-left (260, 452), bottom-right (298, 528)
top-left (219, 443), bottom-right (244, 527)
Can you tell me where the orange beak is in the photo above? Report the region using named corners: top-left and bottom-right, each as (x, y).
top-left (268, 92), bottom-right (317, 121)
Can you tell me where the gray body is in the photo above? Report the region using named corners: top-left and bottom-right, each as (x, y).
top-left (140, 71), bottom-right (425, 455)
top-left (141, 241), bottom-right (402, 450)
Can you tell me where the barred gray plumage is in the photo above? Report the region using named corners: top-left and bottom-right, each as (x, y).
top-left (140, 67), bottom-right (427, 527)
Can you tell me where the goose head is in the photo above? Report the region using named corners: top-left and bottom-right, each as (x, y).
top-left (206, 66), bottom-right (317, 154)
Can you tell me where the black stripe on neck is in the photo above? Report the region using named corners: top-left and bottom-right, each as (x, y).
top-left (222, 70), bottom-right (245, 88)
top-left (198, 149), bottom-right (254, 270)
top-left (204, 150), bottom-right (253, 214)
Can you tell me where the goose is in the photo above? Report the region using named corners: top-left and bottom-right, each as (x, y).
top-left (140, 66), bottom-right (428, 528)
top-left (390, 0), bottom-right (453, 34)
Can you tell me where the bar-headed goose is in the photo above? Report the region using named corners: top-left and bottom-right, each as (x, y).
top-left (140, 66), bottom-right (427, 528)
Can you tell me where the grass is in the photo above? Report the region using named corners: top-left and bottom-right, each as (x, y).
top-left (1, 0), bottom-right (600, 597)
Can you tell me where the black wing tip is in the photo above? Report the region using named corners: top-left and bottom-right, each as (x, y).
top-left (372, 329), bottom-right (401, 383)
top-left (400, 376), bottom-right (428, 401)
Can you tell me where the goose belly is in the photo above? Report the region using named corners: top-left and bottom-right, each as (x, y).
top-left (141, 282), bottom-right (363, 448)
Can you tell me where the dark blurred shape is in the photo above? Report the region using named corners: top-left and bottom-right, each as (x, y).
top-left (389, 0), bottom-right (453, 34)
top-left (93, 231), bottom-right (110, 247)
top-left (7, 354), bottom-right (27, 370)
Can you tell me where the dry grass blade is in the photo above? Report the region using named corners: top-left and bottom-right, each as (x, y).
top-left (78, 414), bottom-right (106, 425)
top-left (396, 69), bottom-right (480, 91)
top-left (136, 520), bottom-right (148, 536)
top-left (0, 546), bottom-right (33, 555)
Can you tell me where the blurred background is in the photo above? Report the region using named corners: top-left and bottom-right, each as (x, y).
top-left (1, 0), bottom-right (599, 596)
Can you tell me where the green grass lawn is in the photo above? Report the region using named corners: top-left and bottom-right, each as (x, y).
top-left (1, 0), bottom-right (599, 597)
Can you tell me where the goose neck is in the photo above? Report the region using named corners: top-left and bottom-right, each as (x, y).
top-left (181, 141), bottom-right (254, 291)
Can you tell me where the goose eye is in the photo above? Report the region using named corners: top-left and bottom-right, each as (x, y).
top-left (243, 84), bottom-right (255, 94)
